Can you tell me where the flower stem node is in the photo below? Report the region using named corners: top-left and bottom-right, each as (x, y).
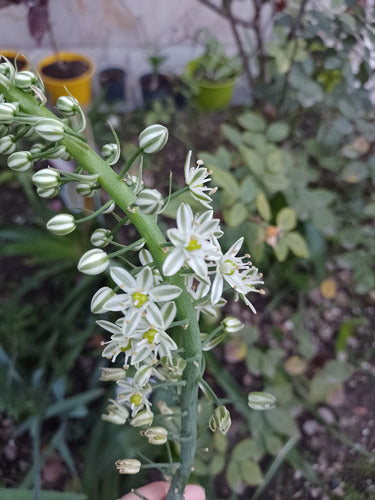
top-left (7, 151), bottom-right (33, 172)
top-left (139, 124), bottom-right (168, 154)
top-left (0, 135), bottom-right (16, 155)
top-left (90, 228), bottom-right (113, 248)
top-left (135, 188), bottom-right (164, 215)
top-left (115, 458), bottom-right (141, 475)
top-left (32, 168), bottom-right (60, 188)
top-left (46, 214), bottom-right (76, 236)
top-left (222, 316), bottom-right (244, 334)
top-left (142, 426), bottom-right (168, 445)
top-left (248, 391), bottom-right (277, 410)
top-left (14, 71), bottom-right (37, 90)
top-left (56, 95), bottom-right (80, 116)
top-left (34, 118), bottom-right (65, 142)
top-left (209, 405), bottom-right (231, 435)
top-left (78, 249), bottom-right (109, 275)
top-left (130, 409), bottom-right (154, 427)
top-left (90, 286), bottom-right (115, 313)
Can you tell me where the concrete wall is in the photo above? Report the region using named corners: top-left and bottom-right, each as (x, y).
top-left (1, 0), bottom-right (255, 106)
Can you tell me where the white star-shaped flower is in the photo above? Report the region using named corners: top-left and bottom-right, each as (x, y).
top-left (184, 151), bottom-right (216, 209)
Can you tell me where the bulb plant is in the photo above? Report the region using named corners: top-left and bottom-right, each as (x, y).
top-left (0, 56), bottom-right (269, 499)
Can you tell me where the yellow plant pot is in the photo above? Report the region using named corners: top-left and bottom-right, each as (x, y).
top-left (0, 50), bottom-right (29, 71)
top-left (38, 52), bottom-right (95, 106)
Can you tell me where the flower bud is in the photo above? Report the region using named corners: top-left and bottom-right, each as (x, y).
top-left (142, 427), bottom-right (168, 445)
top-left (209, 406), bottom-right (231, 435)
top-left (135, 188), bottom-right (164, 215)
top-left (102, 399), bottom-right (129, 425)
top-left (133, 365), bottom-right (153, 387)
top-left (36, 186), bottom-right (59, 199)
top-left (101, 143), bottom-right (119, 163)
top-left (78, 249), bottom-right (109, 275)
top-left (14, 70), bottom-right (37, 90)
top-left (34, 118), bottom-right (65, 142)
top-left (90, 286), bottom-right (115, 313)
top-left (0, 135), bottom-right (16, 155)
top-left (0, 60), bottom-right (15, 80)
top-left (130, 409), bottom-right (154, 427)
top-left (139, 124), bottom-right (168, 154)
top-left (0, 102), bottom-right (19, 122)
top-left (32, 168), bottom-right (60, 188)
top-left (46, 214), bottom-right (76, 235)
top-left (0, 124), bottom-right (10, 136)
top-left (115, 459), bottom-right (141, 475)
top-left (45, 144), bottom-right (67, 159)
top-left (99, 367), bottom-right (126, 382)
top-left (76, 182), bottom-right (97, 197)
top-left (103, 200), bottom-right (116, 214)
top-left (90, 228), bottom-right (113, 248)
top-left (7, 151), bottom-right (33, 172)
top-left (13, 124), bottom-right (34, 138)
top-left (56, 95), bottom-right (79, 116)
top-left (248, 392), bottom-right (277, 410)
top-left (222, 316), bottom-right (244, 334)
top-left (30, 143), bottom-right (45, 156)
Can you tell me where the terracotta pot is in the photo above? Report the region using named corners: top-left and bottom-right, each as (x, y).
top-left (38, 52), bottom-right (95, 106)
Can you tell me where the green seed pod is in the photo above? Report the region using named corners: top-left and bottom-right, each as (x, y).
top-left (14, 70), bottom-right (37, 90)
top-left (78, 249), bottom-right (109, 275)
top-left (36, 186), bottom-right (59, 199)
top-left (0, 135), bottom-right (16, 155)
top-left (90, 228), bottom-right (113, 248)
top-left (135, 188), bottom-right (164, 215)
top-left (248, 392), bottom-right (277, 410)
top-left (0, 102), bottom-right (19, 122)
top-left (7, 151), bottom-right (33, 172)
top-left (34, 118), bottom-right (65, 142)
top-left (139, 124), bottom-right (168, 154)
top-left (46, 214), bottom-right (76, 235)
top-left (209, 406), bottom-right (231, 435)
top-left (90, 286), bottom-right (115, 314)
top-left (32, 168), bottom-right (60, 188)
top-left (56, 95), bottom-right (79, 116)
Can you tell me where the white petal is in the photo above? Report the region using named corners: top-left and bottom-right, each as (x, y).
top-left (187, 252), bottom-right (208, 278)
top-left (177, 203), bottom-right (193, 231)
top-left (160, 301), bottom-right (177, 327)
top-left (96, 320), bottom-right (122, 335)
top-left (150, 284), bottom-right (182, 302)
top-left (168, 228), bottom-right (188, 247)
top-left (110, 266), bottom-right (136, 290)
top-left (184, 150), bottom-right (192, 182)
top-left (162, 249), bottom-right (185, 276)
top-left (211, 274), bottom-right (224, 304)
top-left (146, 302), bottom-right (163, 325)
top-left (138, 266), bottom-right (153, 290)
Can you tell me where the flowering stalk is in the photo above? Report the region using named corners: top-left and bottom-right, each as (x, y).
top-left (0, 78), bottom-right (202, 499)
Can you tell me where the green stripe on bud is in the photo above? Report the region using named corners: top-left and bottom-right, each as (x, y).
top-left (135, 188), bottom-right (164, 214)
top-left (209, 406), bottom-right (231, 435)
top-left (248, 392), bottom-right (277, 410)
top-left (14, 70), bottom-right (37, 90)
top-left (90, 228), bottom-right (113, 248)
top-left (78, 249), bottom-right (109, 275)
top-left (222, 316), bottom-right (244, 334)
top-left (7, 151), bottom-right (33, 172)
top-left (139, 124), bottom-right (168, 154)
top-left (101, 143), bottom-right (119, 163)
top-left (35, 118), bottom-right (65, 142)
top-left (0, 135), bottom-right (16, 155)
top-left (36, 186), bottom-right (59, 199)
top-left (46, 214), bottom-right (76, 235)
top-left (90, 286), bottom-right (115, 313)
top-left (56, 96), bottom-right (79, 116)
top-left (32, 168), bottom-right (60, 188)
top-left (0, 102), bottom-right (19, 122)
top-left (76, 182), bottom-right (97, 197)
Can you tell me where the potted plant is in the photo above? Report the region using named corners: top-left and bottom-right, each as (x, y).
top-left (98, 67), bottom-right (127, 104)
top-left (185, 34), bottom-right (242, 111)
top-left (140, 53), bottom-right (172, 107)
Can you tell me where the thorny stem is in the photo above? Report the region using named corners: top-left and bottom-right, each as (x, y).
top-left (0, 82), bottom-right (202, 500)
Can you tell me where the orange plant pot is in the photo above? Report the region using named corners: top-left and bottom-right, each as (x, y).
top-left (38, 52), bottom-right (95, 106)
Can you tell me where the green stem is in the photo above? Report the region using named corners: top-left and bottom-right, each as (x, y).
top-left (1, 81), bottom-right (202, 500)
top-left (118, 147), bottom-right (144, 179)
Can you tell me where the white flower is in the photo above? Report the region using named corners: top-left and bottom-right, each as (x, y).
top-left (163, 204), bottom-right (222, 279)
top-left (115, 458), bottom-right (141, 474)
top-left (102, 399), bottom-right (129, 425)
top-left (185, 275), bottom-right (225, 320)
top-left (116, 379), bottom-right (152, 416)
top-left (104, 266), bottom-right (182, 315)
top-left (211, 237), bottom-right (264, 312)
top-left (184, 151), bottom-right (216, 209)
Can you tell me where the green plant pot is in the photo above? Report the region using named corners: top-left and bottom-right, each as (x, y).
top-left (185, 58), bottom-right (237, 111)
